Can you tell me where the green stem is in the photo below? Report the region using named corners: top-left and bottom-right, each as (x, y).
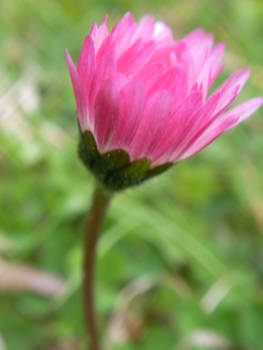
top-left (83, 183), bottom-right (112, 350)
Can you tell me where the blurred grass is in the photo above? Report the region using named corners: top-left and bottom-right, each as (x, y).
top-left (1, 0), bottom-right (263, 349)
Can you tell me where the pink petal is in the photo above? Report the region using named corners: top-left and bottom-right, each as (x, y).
top-left (210, 69), bottom-right (250, 117)
top-left (148, 45), bottom-right (176, 65)
top-left (153, 40), bottom-right (195, 91)
top-left (183, 69), bottom-right (250, 147)
top-left (90, 22), bottom-right (98, 37)
top-left (111, 12), bottom-right (135, 34)
top-left (132, 14), bottom-right (155, 42)
top-left (184, 29), bottom-right (214, 78)
top-left (197, 43), bottom-right (225, 98)
top-left (184, 29), bottom-right (207, 47)
top-left (94, 79), bottom-right (120, 151)
top-left (177, 97), bottom-right (263, 161)
top-left (110, 12), bottom-right (137, 58)
top-left (220, 97), bottom-right (263, 128)
top-left (117, 40), bottom-right (155, 76)
top-left (208, 43), bottom-right (225, 84)
top-left (148, 40), bottom-right (188, 69)
top-left (110, 72), bottom-right (128, 90)
top-left (88, 46), bottom-right (116, 124)
top-left (153, 21), bottom-right (174, 44)
top-left (129, 90), bottom-right (172, 160)
top-left (77, 35), bottom-right (96, 114)
top-left (167, 91), bottom-right (221, 162)
top-left (134, 61), bottom-right (166, 93)
top-left (109, 79), bottom-right (146, 151)
top-left (96, 35), bottom-right (114, 64)
top-left (184, 29), bottom-right (213, 54)
top-left (178, 118), bottom-right (238, 161)
top-left (91, 14), bottom-right (109, 53)
top-left (171, 88), bottom-right (236, 162)
top-left (151, 90), bottom-right (203, 163)
top-left (65, 49), bottom-right (88, 130)
top-left (148, 64), bottom-right (188, 101)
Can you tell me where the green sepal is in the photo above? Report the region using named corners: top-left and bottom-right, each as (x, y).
top-left (78, 130), bottom-right (100, 167)
top-left (78, 130), bottom-right (173, 191)
top-left (144, 162), bottom-right (173, 181)
top-left (101, 149), bottom-right (130, 170)
top-left (106, 158), bottom-right (151, 191)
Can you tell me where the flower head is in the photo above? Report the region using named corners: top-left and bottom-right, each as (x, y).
top-left (66, 13), bottom-right (263, 190)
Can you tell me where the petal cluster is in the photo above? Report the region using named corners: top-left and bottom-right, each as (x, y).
top-left (66, 13), bottom-right (263, 166)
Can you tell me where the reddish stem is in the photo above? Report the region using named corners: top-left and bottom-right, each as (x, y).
top-left (83, 183), bottom-right (112, 350)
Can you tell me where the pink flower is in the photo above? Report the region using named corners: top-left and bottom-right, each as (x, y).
top-left (66, 13), bottom-right (263, 168)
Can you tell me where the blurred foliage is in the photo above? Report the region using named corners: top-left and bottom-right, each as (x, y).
top-left (1, 0), bottom-right (263, 349)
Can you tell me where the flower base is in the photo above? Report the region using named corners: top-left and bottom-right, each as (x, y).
top-left (78, 130), bottom-right (173, 191)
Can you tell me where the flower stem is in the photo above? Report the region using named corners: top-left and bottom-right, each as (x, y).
top-left (83, 183), bottom-right (112, 350)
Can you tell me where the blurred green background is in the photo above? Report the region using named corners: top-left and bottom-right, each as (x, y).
top-left (1, 0), bottom-right (263, 349)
